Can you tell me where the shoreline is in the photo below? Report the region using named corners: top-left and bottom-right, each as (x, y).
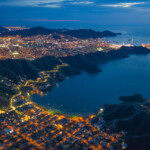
top-left (0, 46), bottom-right (150, 110)
top-left (0, 61), bottom-right (127, 149)
top-left (1, 46), bottom-right (150, 149)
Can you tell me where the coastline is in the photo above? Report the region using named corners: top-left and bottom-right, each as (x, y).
top-left (0, 46), bottom-right (150, 110)
top-left (0, 46), bottom-right (150, 149)
top-left (0, 61), bottom-right (127, 149)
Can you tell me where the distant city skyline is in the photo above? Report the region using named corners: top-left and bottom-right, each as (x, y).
top-left (0, 0), bottom-right (150, 28)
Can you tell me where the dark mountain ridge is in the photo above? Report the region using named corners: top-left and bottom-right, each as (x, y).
top-left (102, 94), bottom-right (150, 150)
top-left (0, 46), bottom-right (149, 83)
top-left (0, 26), bottom-right (121, 39)
top-left (0, 26), bottom-right (9, 33)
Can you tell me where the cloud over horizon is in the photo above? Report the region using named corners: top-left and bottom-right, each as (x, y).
top-left (1, 0), bottom-right (150, 26)
top-left (0, 0), bottom-right (95, 7)
top-left (0, 0), bottom-right (69, 7)
top-left (70, 1), bottom-right (94, 5)
top-left (101, 2), bottom-right (145, 8)
top-left (0, 0), bottom-right (147, 9)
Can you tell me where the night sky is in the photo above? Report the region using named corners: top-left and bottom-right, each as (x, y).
top-left (0, 0), bottom-right (150, 28)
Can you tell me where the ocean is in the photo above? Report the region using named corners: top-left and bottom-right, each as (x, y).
top-left (92, 24), bottom-right (150, 46)
top-left (33, 54), bottom-right (150, 114)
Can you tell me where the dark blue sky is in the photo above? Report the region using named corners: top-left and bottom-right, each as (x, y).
top-left (0, 0), bottom-right (150, 28)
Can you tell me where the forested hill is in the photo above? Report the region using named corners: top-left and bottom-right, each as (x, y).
top-left (0, 46), bottom-right (149, 83)
top-left (0, 26), bottom-right (121, 39)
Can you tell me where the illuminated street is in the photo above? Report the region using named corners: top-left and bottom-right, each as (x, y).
top-left (0, 62), bottom-right (126, 150)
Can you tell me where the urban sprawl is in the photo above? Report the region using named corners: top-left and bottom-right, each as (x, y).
top-left (0, 26), bottom-right (134, 60)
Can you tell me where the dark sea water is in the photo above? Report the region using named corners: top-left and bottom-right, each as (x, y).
top-left (47, 24), bottom-right (150, 46)
top-left (33, 54), bottom-right (150, 114)
top-left (94, 25), bottom-right (150, 45)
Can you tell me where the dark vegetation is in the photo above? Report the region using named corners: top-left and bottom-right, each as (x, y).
top-left (103, 94), bottom-right (150, 150)
top-left (0, 46), bottom-right (149, 83)
top-left (0, 26), bottom-right (121, 39)
top-left (0, 56), bottom-right (61, 83)
top-left (0, 82), bottom-right (15, 109)
top-left (61, 46), bottom-right (150, 73)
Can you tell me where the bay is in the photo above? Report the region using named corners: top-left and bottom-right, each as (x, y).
top-left (33, 54), bottom-right (150, 114)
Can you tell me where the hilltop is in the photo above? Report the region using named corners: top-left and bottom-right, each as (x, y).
top-left (0, 26), bottom-right (121, 39)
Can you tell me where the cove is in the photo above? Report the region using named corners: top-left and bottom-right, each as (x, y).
top-left (33, 54), bottom-right (150, 114)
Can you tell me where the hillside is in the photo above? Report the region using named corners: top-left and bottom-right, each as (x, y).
top-left (60, 29), bottom-right (121, 39)
top-left (0, 56), bottom-right (62, 82)
top-left (0, 26), bottom-right (121, 39)
top-left (102, 94), bottom-right (150, 150)
top-left (0, 46), bottom-right (149, 83)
